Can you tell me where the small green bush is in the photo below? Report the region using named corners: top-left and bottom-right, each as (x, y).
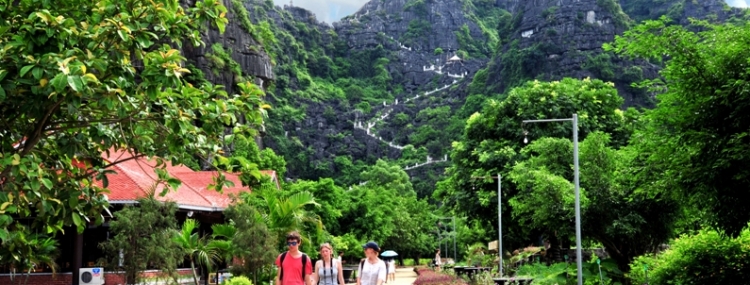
top-left (223, 276), bottom-right (253, 285)
top-left (629, 227), bottom-right (750, 284)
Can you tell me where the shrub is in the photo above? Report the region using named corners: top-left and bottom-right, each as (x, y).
top-left (628, 227), bottom-right (750, 284)
top-left (413, 269), bottom-right (467, 285)
top-left (223, 276), bottom-right (253, 285)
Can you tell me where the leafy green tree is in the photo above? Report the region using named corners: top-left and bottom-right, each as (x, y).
top-left (509, 132), bottom-right (679, 272)
top-left (99, 195), bottom-right (182, 284)
top-left (508, 137), bottom-right (586, 239)
top-left (285, 178), bottom-right (348, 235)
top-left (382, 193), bottom-right (436, 264)
top-left (359, 160), bottom-right (413, 195)
top-left (224, 202), bottom-right (278, 285)
top-left (0, 0), bottom-right (265, 241)
top-left (259, 148), bottom-right (288, 181)
top-left (339, 160), bottom-right (434, 256)
top-left (605, 17), bottom-right (750, 236)
top-left (173, 219), bottom-right (221, 285)
top-left (435, 78), bottom-right (629, 249)
top-left (340, 184), bottom-right (397, 245)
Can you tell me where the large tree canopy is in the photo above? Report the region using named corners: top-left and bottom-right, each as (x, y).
top-left (606, 17), bottom-right (750, 236)
top-left (435, 77), bottom-right (631, 247)
top-left (509, 132), bottom-right (679, 271)
top-left (0, 0), bottom-right (267, 240)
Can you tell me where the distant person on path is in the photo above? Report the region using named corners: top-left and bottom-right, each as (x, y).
top-left (386, 258), bottom-right (396, 282)
top-left (434, 249), bottom-right (442, 272)
top-left (338, 251), bottom-right (345, 264)
top-left (357, 241), bottom-right (387, 285)
top-left (312, 243), bottom-right (345, 285)
top-left (276, 231), bottom-right (313, 285)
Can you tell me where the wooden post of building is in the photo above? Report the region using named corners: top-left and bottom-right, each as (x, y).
top-left (73, 230), bottom-right (84, 285)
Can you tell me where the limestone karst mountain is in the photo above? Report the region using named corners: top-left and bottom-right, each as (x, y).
top-left (182, 0), bottom-right (747, 196)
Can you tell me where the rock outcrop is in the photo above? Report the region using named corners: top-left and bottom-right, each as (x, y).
top-left (333, 0), bottom-right (490, 93)
top-left (182, 0), bottom-right (274, 93)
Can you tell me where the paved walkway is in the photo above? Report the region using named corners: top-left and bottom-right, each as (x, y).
top-left (346, 267), bottom-right (417, 285)
top-left (386, 267), bottom-right (418, 285)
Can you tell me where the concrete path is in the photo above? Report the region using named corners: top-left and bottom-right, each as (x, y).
top-left (385, 267), bottom-right (418, 285)
top-left (346, 267), bottom-right (418, 285)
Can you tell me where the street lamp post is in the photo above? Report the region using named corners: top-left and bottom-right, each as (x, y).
top-left (522, 114), bottom-right (582, 285)
top-left (437, 217), bottom-right (457, 262)
top-left (471, 175), bottom-right (502, 276)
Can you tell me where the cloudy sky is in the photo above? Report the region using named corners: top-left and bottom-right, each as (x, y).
top-left (727, 0), bottom-right (749, 8)
top-left (273, 0), bottom-right (369, 24)
top-left (274, 0), bottom-right (749, 24)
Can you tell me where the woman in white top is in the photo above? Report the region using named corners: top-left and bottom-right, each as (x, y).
top-left (356, 241), bottom-right (387, 285)
top-left (312, 243), bottom-right (345, 285)
top-left (434, 249), bottom-right (442, 272)
top-left (386, 259), bottom-right (395, 282)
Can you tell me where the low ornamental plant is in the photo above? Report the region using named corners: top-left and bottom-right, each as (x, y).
top-left (628, 227), bottom-right (750, 284)
top-left (223, 275), bottom-right (253, 285)
top-left (413, 269), bottom-right (468, 285)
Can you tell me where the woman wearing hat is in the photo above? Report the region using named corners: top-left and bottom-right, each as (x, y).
top-left (357, 241), bottom-right (387, 285)
top-left (312, 243), bottom-right (345, 285)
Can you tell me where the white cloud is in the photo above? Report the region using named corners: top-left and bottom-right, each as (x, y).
top-left (272, 0), bottom-right (370, 23)
top-left (726, 0), bottom-right (749, 8)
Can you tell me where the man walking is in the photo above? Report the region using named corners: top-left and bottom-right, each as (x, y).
top-left (276, 231), bottom-right (313, 285)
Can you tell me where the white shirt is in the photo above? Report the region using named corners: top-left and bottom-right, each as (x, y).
top-left (358, 259), bottom-right (386, 285)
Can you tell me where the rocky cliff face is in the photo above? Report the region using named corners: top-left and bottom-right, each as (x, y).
top-left (480, 0), bottom-right (739, 106)
top-left (181, 0), bottom-right (744, 191)
top-left (182, 0), bottom-right (274, 93)
top-left (240, 0), bottom-right (494, 187)
top-left (480, 0), bottom-right (654, 106)
top-left (335, 0), bottom-right (488, 93)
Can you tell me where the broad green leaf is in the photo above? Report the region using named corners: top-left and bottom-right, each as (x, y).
top-left (71, 213), bottom-right (82, 228)
top-left (68, 196), bottom-right (79, 209)
top-left (20, 65), bottom-right (34, 77)
top-left (51, 73), bottom-right (67, 91)
top-left (30, 180), bottom-right (41, 191)
top-left (32, 67), bottom-right (43, 80)
top-left (67, 75), bottom-right (83, 91)
top-left (41, 178), bottom-right (53, 189)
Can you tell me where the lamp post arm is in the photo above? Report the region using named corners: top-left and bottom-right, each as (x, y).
top-left (522, 118), bottom-right (574, 123)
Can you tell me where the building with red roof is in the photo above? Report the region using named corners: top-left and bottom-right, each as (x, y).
top-left (0, 148), bottom-right (281, 285)
top-left (99, 149), bottom-right (278, 212)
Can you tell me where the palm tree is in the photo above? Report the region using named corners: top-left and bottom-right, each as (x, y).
top-left (254, 188), bottom-right (323, 240)
top-left (172, 219), bottom-right (221, 285)
top-left (0, 228), bottom-right (59, 285)
top-left (208, 223), bottom-right (237, 265)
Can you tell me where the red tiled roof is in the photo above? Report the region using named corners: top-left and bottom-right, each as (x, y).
top-left (98, 149), bottom-right (277, 211)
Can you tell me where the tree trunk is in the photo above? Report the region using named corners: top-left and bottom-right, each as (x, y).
top-left (547, 233), bottom-right (562, 264)
top-left (190, 259), bottom-right (200, 285)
